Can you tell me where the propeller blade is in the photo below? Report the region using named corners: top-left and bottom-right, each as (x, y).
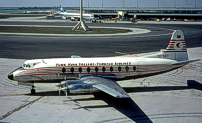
top-left (62, 87), bottom-right (68, 97)
top-left (55, 83), bottom-right (61, 96)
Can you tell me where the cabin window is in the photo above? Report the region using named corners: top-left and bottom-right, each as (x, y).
top-left (95, 67), bottom-right (99, 72)
top-left (62, 67), bottom-right (66, 73)
top-left (78, 67), bottom-right (82, 73)
top-left (102, 67), bottom-right (106, 72)
top-left (110, 66), bottom-right (113, 72)
top-left (118, 66), bottom-right (121, 72)
top-left (70, 67), bottom-right (74, 73)
top-left (133, 66), bottom-right (136, 71)
top-left (125, 66), bottom-right (129, 72)
top-left (87, 67), bottom-right (90, 73)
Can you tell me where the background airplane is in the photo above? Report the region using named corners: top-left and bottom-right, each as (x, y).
top-left (8, 30), bottom-right (199, 98)
top-left (59, 5), bottom-right (94, 21)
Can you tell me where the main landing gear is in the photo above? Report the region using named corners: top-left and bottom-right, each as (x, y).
top-left (31, 85), bottom-right (36, 94)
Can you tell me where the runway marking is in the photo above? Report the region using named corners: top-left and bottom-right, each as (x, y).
top-left (0, 94), bottom-right (24, 97)
top-left (0, 96), bottom-right (43, 120)
top-left (182, 66), bottom-right (196, 69)
top-left (182, 64), bottom-right (202, 69)
top-left (115, 52), bottom-right (137, 56)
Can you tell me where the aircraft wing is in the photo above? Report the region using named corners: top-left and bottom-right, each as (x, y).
top-left (80, 76), bottom-right (130, 98)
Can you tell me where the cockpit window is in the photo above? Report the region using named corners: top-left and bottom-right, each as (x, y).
top-left (22, 63), bottom-right (31, 69)
top-left (22, 61), bottom-right (41, 69)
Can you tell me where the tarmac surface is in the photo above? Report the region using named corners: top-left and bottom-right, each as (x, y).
top-left (0, 17), bottom-right (202, 123)
top-left (0, 20), bottom-right (201, 59)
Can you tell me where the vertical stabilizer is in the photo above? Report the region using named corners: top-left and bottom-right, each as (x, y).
top-left (142, 30), bottom-right (188, 61)
top-left (60, 5), bottom-right (65, 12)
top-left (163, 30), bottom-right (188, 61)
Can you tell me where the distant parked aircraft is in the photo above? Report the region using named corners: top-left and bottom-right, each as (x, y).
top-left (59, 5), bottom-right (94, 21)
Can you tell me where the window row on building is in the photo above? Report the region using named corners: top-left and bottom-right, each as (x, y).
top-left (85, 10), bottom-right (202, 14)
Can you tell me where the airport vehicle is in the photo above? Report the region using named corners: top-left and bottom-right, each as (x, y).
top-left (8, 30), bottom-right (198, 98)
top-left (59, 5), bottom-right (94, 21)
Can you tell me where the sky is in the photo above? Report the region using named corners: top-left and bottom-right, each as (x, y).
top-left (0, 0), bottom-right (201, 8)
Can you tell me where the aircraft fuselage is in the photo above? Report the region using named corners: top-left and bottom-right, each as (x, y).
top-left (8, 57), bottom-right (181, 83)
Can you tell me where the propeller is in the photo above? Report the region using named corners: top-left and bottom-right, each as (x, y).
top-left (115, 52), bottom-right (137, 56)
top-left (55, 83), bottom-right (61, 96)
top-left (62, 87), bottom-right (68, 97)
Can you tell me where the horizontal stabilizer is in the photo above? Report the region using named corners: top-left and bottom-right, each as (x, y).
top-left (172, 59), bottom-right (200, 65)
top-left (71, 55), bottom-right (81, 58)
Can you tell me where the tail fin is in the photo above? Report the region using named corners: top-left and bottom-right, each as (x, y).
top-left (162, 30), bottom-right (188, 61)
top-left (142, 30), bottom-right (188, 61)
top-left (60, 5), bottom-right (65, 12)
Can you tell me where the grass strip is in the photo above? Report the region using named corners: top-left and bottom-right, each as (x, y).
top-left (0, 26), bottom-right (132, 34)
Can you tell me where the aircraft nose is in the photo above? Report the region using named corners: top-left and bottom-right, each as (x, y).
top-left (8, 73), bottom-right (13, 80)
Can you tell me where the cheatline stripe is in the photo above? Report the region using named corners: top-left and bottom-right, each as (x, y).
top-left (165, 48), bottom-right (187, 50)
top-left (170, 40), bottom-right (185, 42)
top-left (163, 51), bottom-right (187, 52)
top-left (169, 42), bottom-right (186, 43)
top-left (165, 49), bottom-right (187, 51)
top-left (166, 46), bottom-right (186, 48)
top-left (169, 43), bottom-right (186, 44)
top-left (170, 40), bottom-right (185, 41)
top-left (169, 41), bottom-right (185, 42)
top-left (166, 47), bottom-right (187, 49)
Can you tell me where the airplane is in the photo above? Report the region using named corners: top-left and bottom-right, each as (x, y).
top-left (7, 30), bottom-right (199, 98)
top-left (59, 5), bottom-right (94, 21)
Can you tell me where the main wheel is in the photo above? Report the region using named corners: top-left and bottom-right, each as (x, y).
top-left (31, 89), bottom-right (36, 94)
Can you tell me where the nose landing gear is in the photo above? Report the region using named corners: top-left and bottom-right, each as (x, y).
top-left (31, 85), bottom-right (36, 94)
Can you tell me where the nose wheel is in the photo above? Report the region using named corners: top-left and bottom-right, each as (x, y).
top-left (31, 85), bottom-right (36, 94)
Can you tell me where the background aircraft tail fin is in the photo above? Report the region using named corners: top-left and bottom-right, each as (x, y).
top-left (60, 5), bottom-right (65, 12)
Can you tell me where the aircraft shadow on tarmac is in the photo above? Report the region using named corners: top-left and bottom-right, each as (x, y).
top-left (25, 80), bottom-right (202, 123)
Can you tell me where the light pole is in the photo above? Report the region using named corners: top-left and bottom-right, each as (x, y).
top-left (137, 0), bottom-right (138, 8)
top-left (72, 0), bottom-right (90, 31)
top-left (122, 1), bottom-right (124, 8)
top-left (186, 1), bottom-right (187, 9)
top-left (102, 0), bottom-right (103, 8)
top-left (175, 0), bottom-right (176, 8)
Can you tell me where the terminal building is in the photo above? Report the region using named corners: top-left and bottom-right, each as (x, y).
top-left (83, 8), bottom-right (202, 20)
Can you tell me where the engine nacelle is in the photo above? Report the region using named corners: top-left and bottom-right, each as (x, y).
top-left (61, 80), bottom-right (85, 87)
top-left (68, 84), bottom-right (99, 94)
top-left (71, 17), bottom-right (75, 21)
top-left (62, 16), bottom-right (67, 19)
